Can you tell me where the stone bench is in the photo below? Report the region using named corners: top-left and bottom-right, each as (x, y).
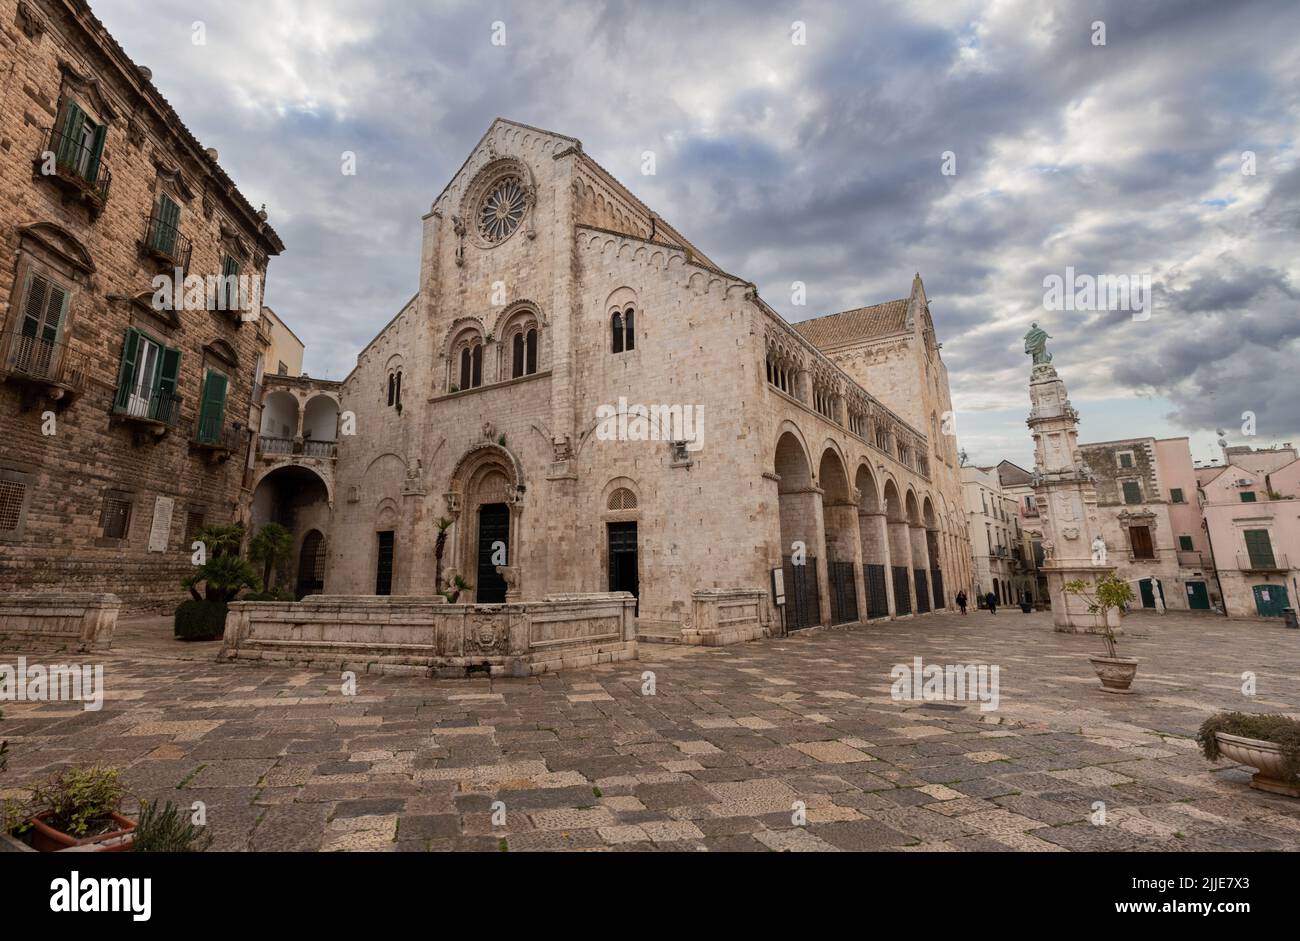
top-left (0, 593), bottom-right (120, 651)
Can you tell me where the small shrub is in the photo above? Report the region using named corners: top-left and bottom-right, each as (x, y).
top-left (133, 800), bottom-right (212, 853)
top-left (1198, 712), bottom-right (1300, 783)
top-left (174, 599), bottom-right (229, 641)
top-left (242, 589), bottom-right (294, 602)
top-left (21, 766), bottom-right (125, 838)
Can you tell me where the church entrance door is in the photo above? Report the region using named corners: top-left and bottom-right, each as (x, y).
top-left (476, 503), bottom-right (510, 602)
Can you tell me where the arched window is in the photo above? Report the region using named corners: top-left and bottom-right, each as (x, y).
top-left (512, 332), bottom-right (524, 378)
top-left (395, 371), bottom-right (402, 407)
top-left (607, 487), bottom-right (638, 511)
top-left (387, 373), bottom-right (395, 406)
top-left (525, 327), bottom-right (537, 374)
top-left (456, 340), bottom-right (483, 391)
top-left (612, 307), bottom-right (635, 353)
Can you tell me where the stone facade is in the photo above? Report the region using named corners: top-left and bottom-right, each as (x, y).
top-left (962, 464), bottom-right (1032, 607)
top-left (1077, 436), bottom-right (1213, 612)
top-left (0, 0), bottom-right (283, 612)
top-left (262, 119), bottom-right (971, 639)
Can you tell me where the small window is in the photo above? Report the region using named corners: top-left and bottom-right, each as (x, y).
top-left (277, 361), bottom-right (288, 375)
top-left (184, 510), bottom-right (206, 547)
top-left (395, 371), bottom-right (402, 406)
top-left (1129, 525), bottom-right (1154, 559)
top-left (1118, 451), bottom-right (1134, 468)
top-left (387, 373), bottom-right (395, 406)
top-left (607, 488), bottom-right (638, 511)
top-left (457, 342), bottom-right (483, 390)
top-left (54, 100), bottom-right (106, 183)
top-left (215, 254), bottom-right (240, 310)
top-left (1244, 529), bottom-right (1275, 568)
top-left (1169, 488), bottom-right (1184, 503)
top-left (196, 368), bottom-right (229, 444)
top-left (0, 478), bottom-right (27, 534)
top-left (101, 493), bottom-right (133, 540)
top-left (1178, 535), bottom-right (1194, 551)
top-left (1240, 491), bottom-right (1257, 503)
top-left (1122, 481), bottom-right (1142, 504)
top-left (612, 307), bottom-right (635, 353)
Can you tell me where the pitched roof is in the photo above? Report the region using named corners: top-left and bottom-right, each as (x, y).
top-left (791, 298), bottom-right (910, 350)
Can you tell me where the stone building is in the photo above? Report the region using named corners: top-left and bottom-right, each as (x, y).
top-left (996, 459), bottom-right (1047, 606)
top-left (1076, 436), bottom-right (1214, 611)
top-left (1197, 442), bottom-right (1299, 618)
top-left (962, 464), bottom-right (1030, 607)
top-left (260, 118), bottom-right (971, 639)
top-left (0, 0), bottom-right (283, 612)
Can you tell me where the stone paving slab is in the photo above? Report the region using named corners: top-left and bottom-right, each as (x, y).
top-left (1, 610), bottom-right (1298, 851)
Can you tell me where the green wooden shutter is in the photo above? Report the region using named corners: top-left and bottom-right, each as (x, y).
top-left (20, 275), bottom-right (49, 339)
top-left (56, 102), bottom-right (86, 167)
top-left (85, 123), bottom-right (106, 181)
top-left (155, 346), bottom-right (182, 423)
top-left (154, 195), bottom-right (180, 253)
top-left (114, 328), bottom-right (142, 412)
top-left (198, 370), bottom-right (228, 442)
top-left (1122, 481), bottom-right (1142, 504)
top-left (1244, 530), bottom-right (1275, 568)
top-left (1179, 535), bottom-right (1194, 551)
top-left (1240, 491), bottom-right (1257, 503)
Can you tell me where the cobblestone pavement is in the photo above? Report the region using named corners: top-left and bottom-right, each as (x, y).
top-left (2, 610), bottom-right (1298, 851)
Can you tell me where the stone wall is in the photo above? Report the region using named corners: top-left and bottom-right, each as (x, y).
top-left (0, 0), bottom-right (282, 614)
top-left (220, 591), bottom-right (637, 676)
top-left (0, 591), bottom-right (119, 650)
top-left (681, 589), bottom-right (767, 646)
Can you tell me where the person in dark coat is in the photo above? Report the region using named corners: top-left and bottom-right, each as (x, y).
top-left (986, 591), bottom-right (998, 614)
top-left (956, 590), bottom-right (968, 615)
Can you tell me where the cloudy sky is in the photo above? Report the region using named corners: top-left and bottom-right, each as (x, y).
top-left (96, 0), bottom-right (1299, 468)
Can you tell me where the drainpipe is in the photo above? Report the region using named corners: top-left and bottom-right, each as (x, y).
top-left (1201, 514), bottom-right (1229, 617)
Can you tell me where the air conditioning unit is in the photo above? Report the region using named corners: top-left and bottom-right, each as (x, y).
top-left (1235, 478), bottom-right (1255, 487)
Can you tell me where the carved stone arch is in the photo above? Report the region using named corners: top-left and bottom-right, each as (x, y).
top-left (204, 338), bottom-right (239, 369)
top-left (17, 222), bottom-right (95, 278)
top-left (57, 62), bottom-right (118, 123)
top-left (440, 316), bottom-right (486, 360)
top-left (375, 496), bottom-right (400, 531)
top-left (602, 476), bottom-right (640, 520)
top-left (490, 299), bottom-right (543, 341)
top-left (772, 420), bottom-right (814, 481)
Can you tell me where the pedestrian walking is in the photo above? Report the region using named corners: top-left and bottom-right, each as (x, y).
top-left (956, 590), bottom-right (968, 615)
top-left (986, 591), bottom-right (998, 614)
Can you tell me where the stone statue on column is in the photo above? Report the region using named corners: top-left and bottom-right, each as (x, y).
top-left (1026, 337), bottom-right (1117, 633)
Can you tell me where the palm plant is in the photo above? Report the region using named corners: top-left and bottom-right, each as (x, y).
top-left (434, 517), bottom-right (452, 590)
top-left (248, 523), bottom-right (293, 592)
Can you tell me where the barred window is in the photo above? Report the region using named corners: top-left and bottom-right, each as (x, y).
top-left (184, 509), bottom-right (206, 546)
top-left (0, 479), bottom-right (25, 532)
top-left (607, 488), bottom-right (638, 511)
top-left (101, 493), bottom-right (132, 540)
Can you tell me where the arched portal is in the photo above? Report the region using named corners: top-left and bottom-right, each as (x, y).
top-left (297, 529), bottom-right (327, 599)
top-left (774, 430), bottom-right (822, 630)
top-left (251, 465), bottom-right (331, 595)
top-left (883, 479), bottom-right (912, 616)
top-left (922, 496), bottom-right (943, 610)
top-left (856, 464), bottom-right (890, 619)
top-left (448, 444), bottom-right (522, 603)
top-left (904, 490), bottom-right (931, 613)
top-left (819, 447), bottom-right (860, 625)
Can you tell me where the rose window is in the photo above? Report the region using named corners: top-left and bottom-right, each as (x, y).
top-left (477, 176), bottom-right (527, 243)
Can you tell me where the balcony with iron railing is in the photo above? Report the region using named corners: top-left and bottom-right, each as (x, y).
top-left (1237, 552), bottom-right (1289, 573)
top-left (3, 333), bottom-right (90, 401)
top-left (35, 127), bottom-right (111, 211)
top-left (111, 386), bottom-right (182, 430)
top-left (257, 435), bottom-right (337, 459)
top-left (193, 414), bottom-right (243, 457)
top-left (141, 211), bottom-right (192, 270)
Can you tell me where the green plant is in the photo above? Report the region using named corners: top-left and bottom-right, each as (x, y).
top-left (183, 552), bottom-right (259, 603)
top-left (241, 589), bottom-right (294, 602)
top-left (1198, 712), bottom-right (1300, 783)
top-left (174, 599), bottom-right (229, 641)
top-left (16, 766), bottom-right (125, 838)
top-left (1063, 574), bottom-right (1134, 658)
top-left (497, 433), bottom-right (507, 446)
top-left (434, 517), bottom-right (452, 590)
top-left (248, 522), bottom-right (293, 593)
top-left (132, 800), bottom-right (212, 852)
top-left (439, 573), bottom-right (472, 603)
top-left (193, 522), bottom-right (244, 558)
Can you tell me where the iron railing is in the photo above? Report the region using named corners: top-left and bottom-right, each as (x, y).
top-left (1237, 552), bottom-right (1288, 572)
top-left (194, 415), bottom-right (241, 450)
top-left (257, 435), bottom-right (294, 455)
top-left (143, 210), bottom-right (192, 269)
top-left (39, 127), bottom-right (111, 203)
top-left (112, 385), bottom-right (182, 427)
top-left (4, 334), bottom-right (90, 393)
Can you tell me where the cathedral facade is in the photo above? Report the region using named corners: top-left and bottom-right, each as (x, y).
top-left (259, 119), bottom-right (971, 637)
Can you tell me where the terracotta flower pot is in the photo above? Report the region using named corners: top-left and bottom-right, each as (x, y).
top-left (27, 811), bottom-right (136, 853)
top-left (1088, 655), bottom-right (1138, 694)
top-left (1215, 733), bottom-right (1300, 797)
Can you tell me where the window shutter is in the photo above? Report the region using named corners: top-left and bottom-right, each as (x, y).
top-left (114, 328), bottom-right (142, 412)
top-left (157, 346), bottom-right (182, 396)
top-left (1122, 481), bottom-right (1142, 504)
top-left (198, 369), bottom-right (228, 441)
top-left (1244, 529), bottom-right (1275, 568)
top-left (86, 123), bottom-right (106, 180)
top-left (57, 102), bottom-right (86, 167)
top-left (1129, 526), bottom-right (1154, 559)
top-left (21, 275), bottom-right (49, 338)
top-left (1240, 491), bottom-right (1257, 503)
top-left (1179, 535), bottom-right (1194, 551)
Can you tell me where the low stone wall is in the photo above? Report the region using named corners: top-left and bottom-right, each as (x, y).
top-left (680, 589), bottom-right (769, 646)
top-left (0, 593), bottom-right (120, 651)
top-left (220, 592), bottom-right (637, 676)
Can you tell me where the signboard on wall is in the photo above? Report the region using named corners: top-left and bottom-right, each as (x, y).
top-left (771, 567), bottom-right (786, 606)
top-left (148, 496), bottom-right (175, 553)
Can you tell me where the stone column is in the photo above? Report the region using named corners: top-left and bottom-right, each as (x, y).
top-left (824, 497), bottom-right (866, 623)
top-left (858, 509), bottom-right (893, 617)
top-left (909, 524), bottom-right (932, 611)
top-left (1028, 361), bottom-right (1117, 632)
top-left (887, 518), bottom-right (915, 616)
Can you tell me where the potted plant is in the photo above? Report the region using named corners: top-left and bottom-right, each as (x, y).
top-left (5, 766), bottom-right (135, 852)
top-left (440, 574), bottom-right (473, 604)
top-left (1198, 713), bottom-right (1300, 797)
top-left (1064, 574), bottom-right (1138, 693)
